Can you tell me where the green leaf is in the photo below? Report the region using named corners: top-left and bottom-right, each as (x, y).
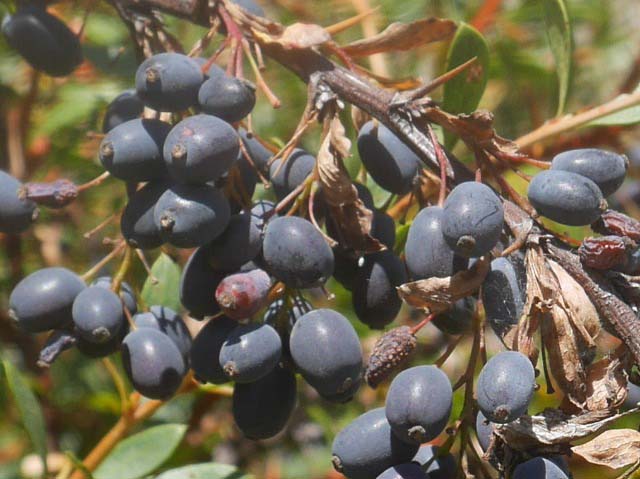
top-left (1, 360), bottom-right (48, 478)
top-left (94, 424), bottom-right (187, 479)
top-left (588, 105), bottom-right (640, 127)
top-left (155, 463), bottom-right (253, 479)
top-left (442, 22), bottom-right (490, 149)
top-left (140, 253), bottom-right (182, 311)
top-left (542, 0), bottom-right (573, 116)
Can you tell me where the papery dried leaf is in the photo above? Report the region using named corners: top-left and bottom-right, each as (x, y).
top-left (495, 408), bottom-right (636, 451)
top-left (342, 18), bottom-right (457, 56)
top-left (422, 108), bottom-right (525, 162)
top-left (350, 105), bottom-right (370, 132)
top-left (318, 117), bottom-right (385, 254)
top-left (275, 23), bottom-right (331, 49)
top-left (584, 357), bottom-right (627, 411)
top-left (572, 429), bottom-right (640, 469)
top-left (397, 257), bottom-right (489, 313)
top-left (512, 246), bottom-right (546, 362)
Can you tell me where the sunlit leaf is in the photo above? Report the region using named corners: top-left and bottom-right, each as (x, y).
top-left (542, 0), bottom-right (573, 116)
top-left (94, 424), bottom-right (187, 479)
top-left (140, 253), bottom-right (182, 311)
top-left (442, 22), bottom-right (489, 149)
top-left (1, 361), bottom-right (48, 478)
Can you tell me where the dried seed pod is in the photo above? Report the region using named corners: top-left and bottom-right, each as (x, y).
top-left (364, 326), bottom-right (417, 388)
top-left (19, 179), bottom-right (78, 209)
top-left (592, 209), bottom-right (640, 241)
top-left (579, 236), bottom-right (636, 270)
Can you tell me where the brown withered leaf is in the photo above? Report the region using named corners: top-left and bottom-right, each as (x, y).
top-left (342, 18), bottom-right (456, 57)
top-left (318, 117), bottom-right (385, 253)
top-left (541, 258), bottom-right (602, 408)
top-left (511, 245), bottom-right (546, 362)
top-left (572, 429), bottom-right (640, 469)
top-left (494, 408), bottom-right (637, 451)
top-left (397, 257), bottom-right (489, 314)
top-left (252, 22), bottom-right (331, 50)
top-left (584, 357), bottom-right (628, 411)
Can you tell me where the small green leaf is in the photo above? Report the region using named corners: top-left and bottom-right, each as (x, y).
top-left (394, 222), bottom-right (411, 256)
top-left (542, 0), bottom-right (573, 116)
top-left (588, 105), bottom-right (640, 127)
top-left (155, 463), bottom-right (253, 479)
top-left (1, 360), bottom-right (48, 478)
top-left (442, 22), bottom-right (490, 149)
top-left (64, 452), bottom-right (95, 479)
top-left (140, 253), bottom-right (182, 311)
top-left (94, 424), bottom-right (187, 479)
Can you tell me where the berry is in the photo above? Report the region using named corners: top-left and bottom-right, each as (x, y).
top-left (121, 181), bottom-right (169, 249)
top-left (153, 183), bottom-right (231, 248)
top-left (250, 200), bottom-right (276, 228)
top-left (405, 206), bottom-right (467, 280)
top-left (190, 316), bottom-right (237, 384)
top-left (512, 457), bottom-right (569, 479)
top-left (269, 149), bottom-right (315, 201)
top-left (232, 365), bottom-right (296, 440)
top-left (475, 411), bottom-right (494, 452)
top-left (331, 250), bottom-right (362, 291)
top-left (376, 463), bottom-right (428, 479)
top-left (2, 5), bottom-right (82, 77)
top-left (527, 170), bottom-right (605, 226)
top-left (135, 53), bottom-right (203, 112)
top-left (163, 114), bottom-right (239, 184)
top-left (180, 246), bottom-right (225, 320)
top-left (239, 129), bottom-right (272, 176)
top-left (355, 182), bottom-right (375, 209)
top-left (331, 408), bottom-right (419, 479)
top-left (352, 251), bottom-right (407, 329)
top-left (102, 90), bottom-right (144, 133)
top-left (198, 73), bottom-right (256, 123)
top-left (215, 269), bottom-right (272, 320)
top-left (219, 322), bottom-right (282, 382)
top-left (9, 267), bottom-right (85, 333)
top-left (442, 182), bottom-right (504, 258)
top-left (76, 328), bottom-right (126, 359)
top-left (264, 296), bottom-right (312, 332)
top-left (207, 212), bottom-right (263, 271)
top-left (385, 365), bottom-right (452, 444)
top-left (72, 286), bottom-right (125, 344)
top-left (372, 210), bottom-right (396, 250)
top-left (91, 277), bottom-right (137, 315)
top-left (0, 170), bottom-right (38, 233)
top-left (357, 121), bottom-right (420, 194)
top-left (122, 328), bottom-right (187, 400)
top-left (432, 297), bottom-right (475, 335)
top-left (262, 216), bottom-right (334, 289)
top-left (482, 257), bottom-right (526, 338)
top-left (623, 380), bottom-right (640, 410)
top-left (289, 309), bottom-right (362, 402)
top-left (476, 351), bottom-right (535, 423)
top-left (551, 148), bottom-right (628, 196)
top-left (133, 306), bottom-right (192, 359)
top-left (99, 119), bottom-right (171, 182)
top-left (411, 445), bottom-right (457, 479)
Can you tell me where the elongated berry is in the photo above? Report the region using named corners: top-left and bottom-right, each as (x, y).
top-left (551, 148), bottom-right (627, 196)
top-left (133, 306), bottom-right (192, 359)
top-left (72, 286), bottom-right (125, 344)
top-left (0, 170), bottom-right (38, 233)
top-left (190, 316), bottom-right (237, 384)
top-left (215, 269), bottom-right (272, 320)
top-left (219, 323), bottom-right (281, 383)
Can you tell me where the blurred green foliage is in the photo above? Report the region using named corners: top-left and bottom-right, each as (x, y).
top-left (1, 1), bottom-right (640, 479)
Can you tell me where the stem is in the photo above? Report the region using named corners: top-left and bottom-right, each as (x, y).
top-left (516, 89), bottom-right (640, 149)
top-left (80, 242), bottom-right (126, 282)
top-left (102, 358), bottom-right (130, 412)
top-left (111, 246), bottom-right (133, 294)
top-left (77, 172), bottom-right (111, 192)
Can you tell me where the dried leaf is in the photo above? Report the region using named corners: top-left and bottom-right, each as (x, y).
top-left (397, 257), bottom-right (489, 313)
top-left (495, 408), bottom-right (636, 451)
top-left (318, 117), bottom-right (384, 254)
top-left (572, 429), bottom-right (640, 469)
top-left (584, 357), bottom-right (627, 411)
top-left (252, 23), bottom-right (331, 50)
top-left (342, 18), bottom-right (457, 57)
